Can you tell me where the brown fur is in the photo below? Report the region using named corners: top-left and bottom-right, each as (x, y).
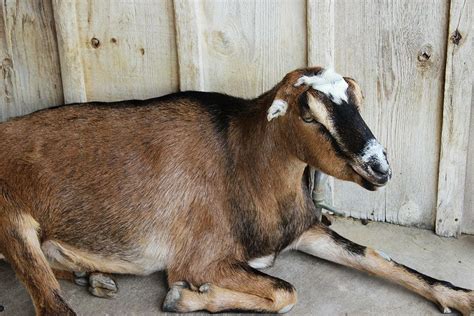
top-left (0, 67), bottom-right (472, 314)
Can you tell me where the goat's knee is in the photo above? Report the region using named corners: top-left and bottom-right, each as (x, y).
top-left (271, 285), bottom-right (297, 313)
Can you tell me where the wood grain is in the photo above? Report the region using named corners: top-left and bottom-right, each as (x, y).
top-left (435, 0), bottom-right (473, 237)
top-left (52, 0), bottom-right (87, 103)
top-left (332, 0), bottom-right (449, 229)
top-left (196, 0), bottom-right (306, 98)
top-left (0, 0), bottom-right (63, 121)
top-left (307, 0), bottom-right (334, 68)
top-left (462, 93), bottom-right (474, 234)
top-left (74, 0), bottom-right (179, 101)
top-left (173, 0), bottom-right (204, 91)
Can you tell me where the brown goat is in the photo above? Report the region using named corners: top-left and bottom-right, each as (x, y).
top-left (0, 67), bottom-right (473, 315)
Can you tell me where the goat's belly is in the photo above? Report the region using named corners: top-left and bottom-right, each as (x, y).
top-left (0, 253), bottom-right (4, 260)
top-left (41, 236), bottom-right (171, 276)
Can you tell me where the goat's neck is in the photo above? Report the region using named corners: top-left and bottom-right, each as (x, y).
top-left (227, 92), bottom-right (306, 196)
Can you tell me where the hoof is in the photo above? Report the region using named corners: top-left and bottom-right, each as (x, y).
top-left (199, 283), bottom-right (211, 293)
top-left (439, 306), bottom-right (453, 314)
top-left (163, 281), bottom-right (190, 312)
top-left (73, 272), bottom-right (89, 287)
top-left (87, 273), bottom-right (118, 299)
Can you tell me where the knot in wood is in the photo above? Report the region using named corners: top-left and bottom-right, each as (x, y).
top-left (91, 37), bottom-right (100, 48)
top-left (450, 30), bottom-right (462, 45)
top-left (417, 47), bottom-right (432, 62)
top-left (1, 57), bottom-right (13, 68)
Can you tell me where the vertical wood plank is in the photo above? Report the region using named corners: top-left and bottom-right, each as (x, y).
top-left (332, 0), bottom-right (448, 228)
top-left (197, 0), bottom-right (306, 98)
top-left (52, 0), bottom-right (87, 103)
top-left (307, 0), bottom-right (334, 67)
top-left (0, 0), bottom-right (63, 121)
top-left (307, 0), bottom-right (335, 205)
top-left (436, 0), bottom-right (473, 237)
top-left (173, 0), bottom-right (203, 91)
top-left (461, 95), bottom-right (474, 234)
top-left (74, 0), bottom-right (179, 101)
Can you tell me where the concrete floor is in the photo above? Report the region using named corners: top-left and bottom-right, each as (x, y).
top-left (0, 218), bottom-right (473, 316)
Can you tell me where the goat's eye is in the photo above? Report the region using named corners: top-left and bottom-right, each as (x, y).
top-left (302, 116), bottom-right (316, 124)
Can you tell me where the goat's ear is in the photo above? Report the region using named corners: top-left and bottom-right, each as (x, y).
top-left (266, 72), bottom-right (310, 122)
top-left (267, 99), bottom-right (288, 121)
top-left (344, 77), bottom-right (364, 109)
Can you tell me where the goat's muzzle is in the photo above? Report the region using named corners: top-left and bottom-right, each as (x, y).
top-left (350, 139), bottom-right (392, 188)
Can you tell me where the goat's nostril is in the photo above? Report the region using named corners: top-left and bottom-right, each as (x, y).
top-left (370, 162), bottom-right (389, 176)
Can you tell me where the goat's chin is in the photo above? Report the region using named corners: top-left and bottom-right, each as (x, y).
top-left (351, 171), bottom-right (387, 191)
top-left (349, 165), bottom-right (390, 191)
top-left (360, 179), bottom-right (380, 191)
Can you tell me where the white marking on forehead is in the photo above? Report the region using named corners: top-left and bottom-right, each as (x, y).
top-left (267, 99), bottom-right (288, 121)
top-left (294, 68), bottom-right (349, 104)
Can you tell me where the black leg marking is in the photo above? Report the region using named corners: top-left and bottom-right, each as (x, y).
top-left (328, 228), bottom-right (366, 256)
top-left (402, 265), bottom-right (471, 292)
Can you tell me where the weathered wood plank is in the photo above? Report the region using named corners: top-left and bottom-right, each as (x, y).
top-left (462, 94), bottom-right (474, 234)
top-left (435, 0), bottom-right (473, 237)
top-left (307, 0), bottom-right (335, 206)
top-left (197, 0), bottom-right (306, 98)
top-left (0, 0), bottom-right (63, 121)
top-left (74, 0), bottom-right (179, 101)
top-left (173, 0), bottom-right (203, 91)
top-left (307, 0), bottom-right (334, 68)
top-left (52, 0), bottom-right (87, 103)
top-left (332, 0), bottom-right (448, 229)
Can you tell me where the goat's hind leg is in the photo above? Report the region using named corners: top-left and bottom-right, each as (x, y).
top-left (296, 224), bottom-right (474, 316)
top-left (0, 213), bottom-right (75, 315)
top-left (43, 240), bottom-right (118, 298)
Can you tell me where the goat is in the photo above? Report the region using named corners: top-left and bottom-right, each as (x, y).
top-left (0, 67), bottom-right (472, 315)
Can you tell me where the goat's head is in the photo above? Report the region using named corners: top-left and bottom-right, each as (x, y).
top-left (267, 67), bottom-right (391, 190)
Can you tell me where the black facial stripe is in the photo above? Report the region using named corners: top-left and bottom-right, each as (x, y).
top-left (322, 97), bottom-right (375, 156)
top-left (317, 124), bottom-right (348, 160)
top-left (299, 92), bottom-right (347, 160)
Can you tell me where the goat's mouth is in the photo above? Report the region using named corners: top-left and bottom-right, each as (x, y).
top-left (350, 163), bottom-right (392, 189)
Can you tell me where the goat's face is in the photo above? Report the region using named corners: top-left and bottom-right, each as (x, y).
top-left (268, 67), bottom-right (392, 190)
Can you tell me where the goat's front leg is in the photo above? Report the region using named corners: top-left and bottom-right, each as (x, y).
top-left (295, 224), bottom-right (474, 316)
top-left (164, 262), bottom-right (297, 313)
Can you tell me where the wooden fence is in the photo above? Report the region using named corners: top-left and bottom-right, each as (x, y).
top-left (0, 0), bottom-right (472, 236)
